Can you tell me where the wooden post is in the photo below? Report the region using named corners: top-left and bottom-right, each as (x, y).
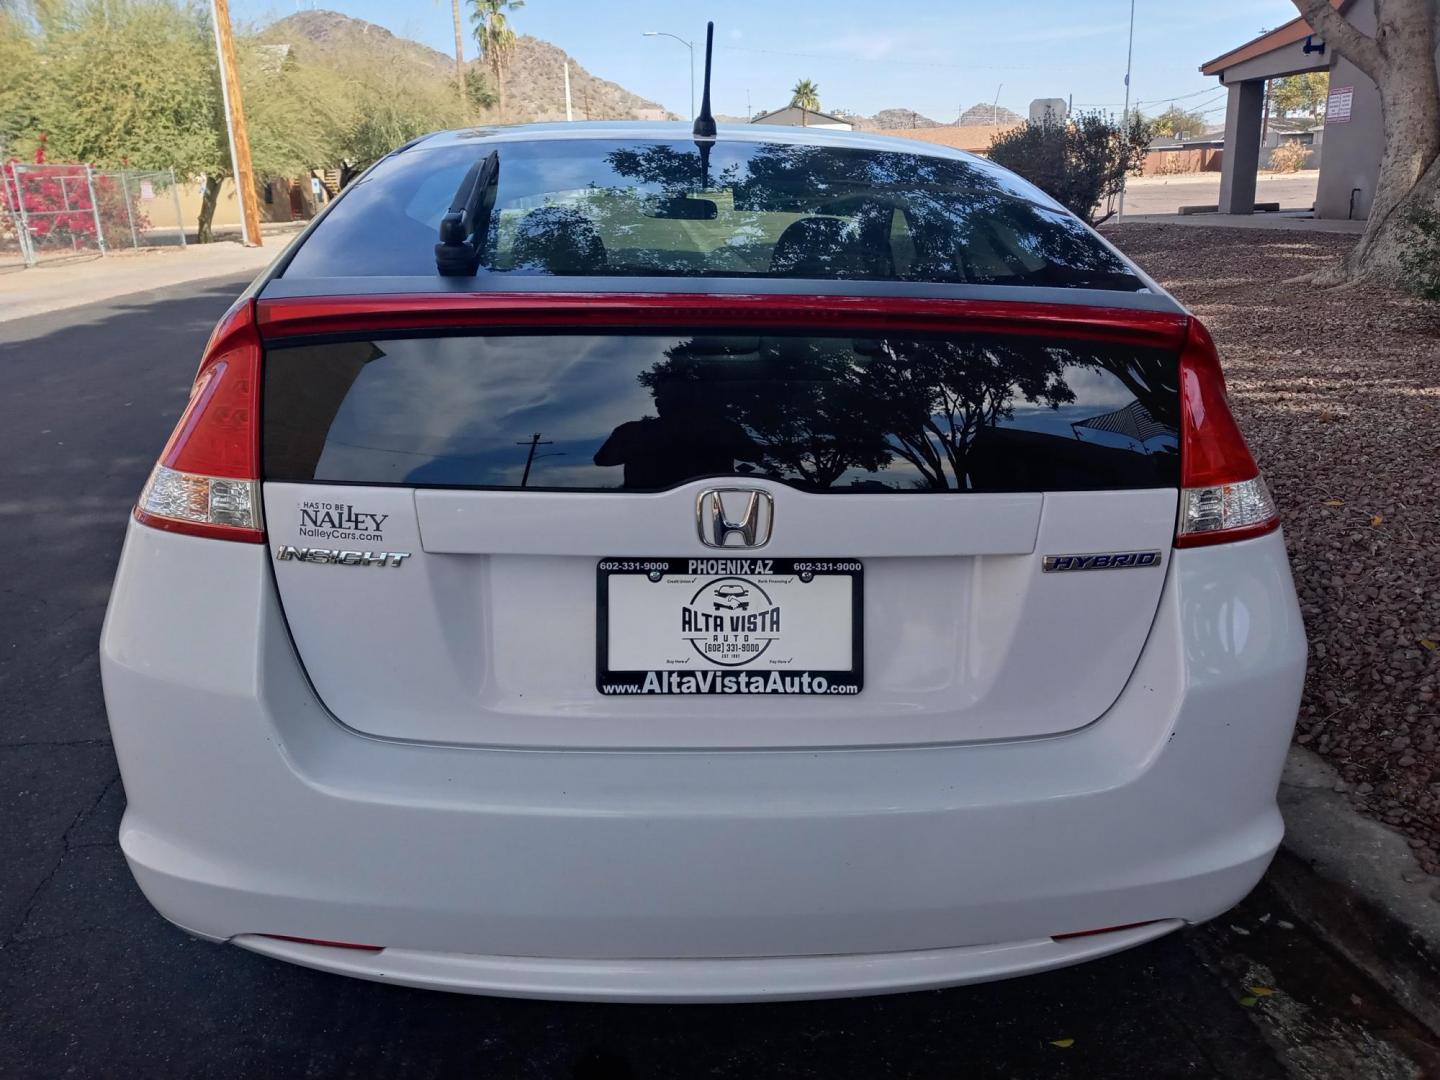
top-left (210, 0), bottom-right (261, 247)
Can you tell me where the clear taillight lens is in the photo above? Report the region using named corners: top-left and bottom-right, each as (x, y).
top-left (1177, 476), bottom-right (1278, 547)
top-left (137, 465), bottom-right (263, 539)
top-left (132, 300), bottom-right (265, 544)
top-left (1175, 319), bottom-right (1279, 548)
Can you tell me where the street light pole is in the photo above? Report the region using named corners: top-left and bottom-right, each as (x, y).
top-left (643, 31), bottom-right (694, 121)
top-left (1116, 0), bottom-right (1137, 222)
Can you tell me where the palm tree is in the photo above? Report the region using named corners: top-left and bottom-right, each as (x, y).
top-left (790, 79), bottom-right (820, 113)
top-left (469, 0), bottom-right (525, 120)
top-left (451, 0), bottom-right (466, 102)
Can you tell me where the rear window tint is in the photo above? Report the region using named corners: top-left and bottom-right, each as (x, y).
top-left (264, 332), bottom-right (1178, 493)
top-left (280, 138), bottom-right (1142, 291)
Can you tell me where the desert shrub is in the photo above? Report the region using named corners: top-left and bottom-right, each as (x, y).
top-left (1397, 205), bottom-right (1440, 301)
top-left (1269, 142), bottom-right (1311, 173)
top-left (987, 111), bottom-right (1151, 224)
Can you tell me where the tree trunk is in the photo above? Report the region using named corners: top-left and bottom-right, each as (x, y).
top-left (451, 0), bottom-right (466, 105)
top-left (196, 174), bottom-right (224, 244)
top-left (1293, 0), bottom-right (1440, 284)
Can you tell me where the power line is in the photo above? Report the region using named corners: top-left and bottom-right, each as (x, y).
top-left (1147, 91), bottom-right (1228, 116)
top-left (1075, 84), bottom-right (1222, 109)
top-left (716, 43), bottom-right (1045, 73)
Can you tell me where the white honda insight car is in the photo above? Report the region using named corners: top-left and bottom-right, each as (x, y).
top-left (101, 120), bottom-right (1306, 1002)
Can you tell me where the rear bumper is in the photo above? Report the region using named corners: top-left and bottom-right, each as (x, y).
top-left (233, 920), bottom-right (1184, 1003)
top-left (100, 521), bottom-right (1306, 1001)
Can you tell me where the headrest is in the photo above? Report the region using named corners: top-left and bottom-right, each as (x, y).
top-left (770, 216), bottom-right (890, 278)
top-left (510, 206), bottom-right (608, 274)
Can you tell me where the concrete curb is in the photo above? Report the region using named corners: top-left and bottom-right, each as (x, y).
top-left (1274, 746), bottom-right (1440, 1036)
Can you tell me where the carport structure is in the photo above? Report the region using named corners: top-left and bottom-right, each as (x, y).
top-left (1201, 14), bottom-right (1334, 215)
top-left (1200, 0), bottom-right (1412, 222)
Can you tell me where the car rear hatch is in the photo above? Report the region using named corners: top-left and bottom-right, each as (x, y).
top-left (256, 293), bottom-right (1188, 749)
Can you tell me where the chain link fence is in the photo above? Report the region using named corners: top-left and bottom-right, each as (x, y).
top-left (1, 164), bottom-right (187, 270)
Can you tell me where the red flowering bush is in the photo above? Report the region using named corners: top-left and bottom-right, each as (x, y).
top-left (2, 158), bottom-right (150, 255)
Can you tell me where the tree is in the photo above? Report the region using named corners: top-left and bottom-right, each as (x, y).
top-left (465, 68), bottom-right (498, 112)
top-left (1269, 71), bottom-right (1329, 121)
top-left (2, 0), bottom-right (476, 241)
top-left (469, 0), bottom-right (523, 121)
top-left (790, 78), bottom-right (820, 112)
top-left (12, 0), bottom-right (222, 185)
top-left (987, 111), bottom-right (1152, 224)
top-left (450, 0), bottom-right (466, 101)
top-left (1289, 0), bottom-right (1439, 284)
top-left (1151, 105), bottom-right (1208, 140)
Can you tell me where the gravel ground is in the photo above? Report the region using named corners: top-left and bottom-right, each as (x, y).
top-left (1109, 224), bottom-right (1440, 874)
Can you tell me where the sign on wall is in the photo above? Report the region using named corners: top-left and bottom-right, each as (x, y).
top-left (1326, 85), bottom-right (1354, 124)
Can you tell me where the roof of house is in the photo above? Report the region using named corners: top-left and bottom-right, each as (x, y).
top-left (1200, 0), bottom-right (1348, 75)
top-left (750, 105), bottom-right (852, 126)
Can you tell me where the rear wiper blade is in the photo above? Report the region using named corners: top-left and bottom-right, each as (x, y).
top-left (435, 150), bottom-right (499, 276)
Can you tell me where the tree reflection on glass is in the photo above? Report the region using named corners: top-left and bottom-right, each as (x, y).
top-left (628, 334), bottom-right (1085, 491)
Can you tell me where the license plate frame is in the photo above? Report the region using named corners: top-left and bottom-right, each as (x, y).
top-left (596, 557), bottom-right (864, 696)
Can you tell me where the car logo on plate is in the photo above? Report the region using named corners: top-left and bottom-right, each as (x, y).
top-left (696, 489), bottom-right (773, 549)
top-left (680, 577), bottom-right (783, 665)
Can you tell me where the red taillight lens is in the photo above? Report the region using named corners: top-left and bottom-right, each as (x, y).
top-left (134, 299), bottom-right (264, 543)
top-left (1175, 318), bottom-right (1278, 548)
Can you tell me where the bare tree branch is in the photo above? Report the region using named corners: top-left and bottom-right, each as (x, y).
top-left (1290, 0), bottom-right (1383, 80)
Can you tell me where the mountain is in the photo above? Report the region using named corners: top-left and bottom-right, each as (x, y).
top-left (502, 35), bottom-right (673, 122)
top-left (264, 10), bottom-right (453, 77)
top-left (263, 10), bottom-right (674, 124)
top-left (957, 102), bottom-right (1025, 126)
top-left (860, 108), bottom-right (944, 130)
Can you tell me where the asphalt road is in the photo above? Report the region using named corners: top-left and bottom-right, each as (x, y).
top-left (1, 278), bottom-right (1436, 1080)
top-left (1118, 173), bottom-right (1320, 216)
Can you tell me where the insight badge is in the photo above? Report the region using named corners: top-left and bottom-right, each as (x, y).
top-left (275, 547), bottom-right (411, 567)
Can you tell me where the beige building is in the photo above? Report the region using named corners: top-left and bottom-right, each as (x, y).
top-left (1201, 0), bottom-right (1438, 220)
top-left (750, 105), bottom-right (853, 130)
top-left (173, 175), bottom-right (325, 234)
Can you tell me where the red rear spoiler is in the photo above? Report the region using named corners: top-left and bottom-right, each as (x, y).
top-left (255, 293), bottom-right (1189, 350)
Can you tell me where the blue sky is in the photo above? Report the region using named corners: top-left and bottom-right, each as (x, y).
top-left (234, 0), bottom-right (1303, 123)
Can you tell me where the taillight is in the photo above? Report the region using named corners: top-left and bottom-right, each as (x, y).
top-left (134, 299), bottom-right (264, 543)
top-left (1175, 318), bottom-right (1278, 548)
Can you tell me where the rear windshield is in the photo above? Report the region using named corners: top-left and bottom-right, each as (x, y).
top-left (264, 332), bottom-right (1178, 493)
top-left (280, 138), bottom-right (1143, 290)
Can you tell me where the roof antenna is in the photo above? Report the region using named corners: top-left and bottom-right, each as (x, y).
top-left (693, 22), bottom-right (716, 139)
top-left (693, 22), bottom-right (716, 190)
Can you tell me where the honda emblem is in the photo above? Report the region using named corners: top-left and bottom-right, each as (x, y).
top-left (696, 489), bottom-right (773, 549)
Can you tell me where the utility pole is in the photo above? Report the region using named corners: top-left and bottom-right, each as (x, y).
top-left (992, 83), bottom-right (1003, 125)
top-left (1116, 0), bottom-right (1137, 222)
top-left (1260, 78), bottom-right (1271, 147)
top-left (564, 61), bottom-right (574, 121)
top-left (516, 433), bottom-right (554, 488)
top-left (210, 0), bottom-right (261, 247)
